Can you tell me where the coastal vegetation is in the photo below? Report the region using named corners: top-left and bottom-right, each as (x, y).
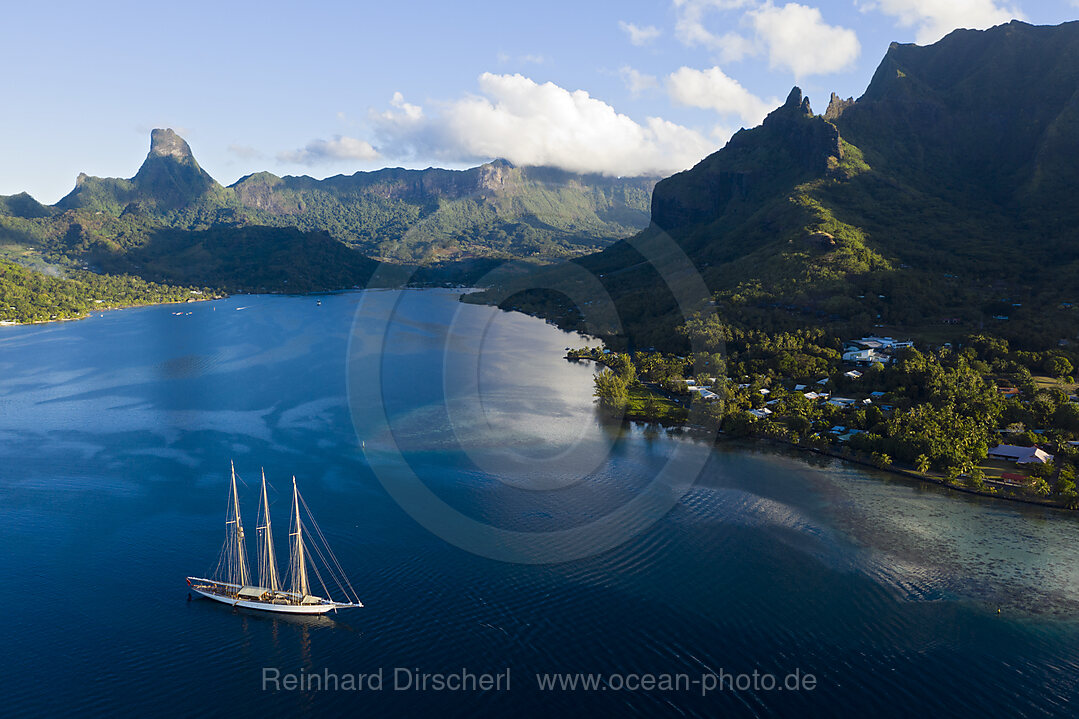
top-left (579, 315), bottom-right (1079, 508)
top-left (0, 259), bottom-right (209, 324)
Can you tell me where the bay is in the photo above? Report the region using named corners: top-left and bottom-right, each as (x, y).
top-left (2, 289), bottom-right (1078, 717)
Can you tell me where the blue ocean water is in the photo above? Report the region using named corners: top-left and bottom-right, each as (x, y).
top-left (2, 289), bottom-right (1079, 717)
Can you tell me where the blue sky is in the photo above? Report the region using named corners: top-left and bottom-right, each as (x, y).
top-left (2, 0), bottom-right (1077, 202)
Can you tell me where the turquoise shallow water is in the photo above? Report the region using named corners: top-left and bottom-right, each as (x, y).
top-left (2, 289), bottom-right (1079, 717)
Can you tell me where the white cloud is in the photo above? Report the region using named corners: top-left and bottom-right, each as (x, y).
top-left (667, 66), bottom-right (777, 127)
top-left (384, 91), bottom-right (423, 122)
top-left (619, 66), bottom-right (660, 96)
top-left (619, 20), bottom-right (662, 45)
top-left (673, 0), bottom-right (757, 61)
top-left (277, 135), bottom-right (380, 165)
top-left (673, 0), bottom-right (860, 76)
top-left (226, 144), bottom-right (264, 161)
top-left (497, 52), bottom-right (547, 65)
top-left (859, 0), bottom-right (1024, 45)
top-left (749, 3), bottom-right (861, 77)
top-left (372, 73), bottom-right (715, 177)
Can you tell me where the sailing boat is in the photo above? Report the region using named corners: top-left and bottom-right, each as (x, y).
top-left (186, 462), bottom-right (362, 614)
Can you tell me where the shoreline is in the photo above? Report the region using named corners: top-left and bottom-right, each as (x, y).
top-left (0, 284), bottom-right (478, 329)
top-left (0, 293), bottom-right (226, 328)
top-left (575, 351), bottom-right (1075, 513)
top-left (661, 420), bottom-right (1072, 512)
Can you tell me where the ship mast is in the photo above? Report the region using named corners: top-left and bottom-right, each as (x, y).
top-left (257, 469), bottom-right (280, 591)
top-left (228, 460), bottom-right (251, 587)
top-left (290, 476), bottom-right (310, 598)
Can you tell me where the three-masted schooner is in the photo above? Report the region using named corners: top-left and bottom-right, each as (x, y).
top-left (186, 462), bottom-right (362, 614)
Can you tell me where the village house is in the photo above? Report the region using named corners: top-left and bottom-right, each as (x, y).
top-left (987, 445), bottom-right (1054, 465)
top-left (842, 336), bottom-right (913, 365)
top-left (842, 347), bottom-right (889, 365)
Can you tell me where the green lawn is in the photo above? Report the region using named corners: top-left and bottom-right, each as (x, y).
top-left (978, 458), bottom-right (1030, 483)
top-left (1031, 375), bottom-right (1079, 393)
top-left (624, 384), bottom-right (689, 423)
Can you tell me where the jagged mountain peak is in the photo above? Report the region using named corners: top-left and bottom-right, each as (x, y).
top-left (147, 128), bottom-right (196, 163)
top-left (130, 128), bottom-right (218, 208)
top-left (824, 93), bottom-right (855, 120)
top-left (56, 128), bottom-right (219, 211)
top-left (765, 87), bottom-right (815, 123)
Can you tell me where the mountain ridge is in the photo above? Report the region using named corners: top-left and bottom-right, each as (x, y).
top-left (16, 130), bottom-right (658, 265)
top-left (467, 20), bottom-right (1079, 352)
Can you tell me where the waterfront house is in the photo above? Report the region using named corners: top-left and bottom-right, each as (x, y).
top-left (987, 445), bottom-right (1054, 464)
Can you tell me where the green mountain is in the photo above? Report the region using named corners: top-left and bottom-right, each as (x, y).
top-left (470, 20), bottom-right (1079, 352)
top-left (228, 161), bottom-right (656, 262)
top-left (1, 130), bottom-right (656, 271)
top-left (0, 128), bottom-right (654, 296)
top-left (57, 128), bottom-right (222, 213)
top-left (90, 225), bottom-right (385, 293)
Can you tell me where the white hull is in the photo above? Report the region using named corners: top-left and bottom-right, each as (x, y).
top-left (187, 577), bottom-right (361, 615)
top-left (192, 586), bottom-right (338, 614)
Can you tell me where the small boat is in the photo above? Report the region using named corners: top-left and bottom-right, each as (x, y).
top-left (187, 463), bottom-right (362, 614)
top-left (316, 300), bottom-right (322, 306)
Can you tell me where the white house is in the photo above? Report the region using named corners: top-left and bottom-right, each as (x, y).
top-left (987, 445), bottom-right (1054, 465)
top-left (844, 370), bottom-right (863, 379)
top-left (858, 336), bottom-right (912, 350)
top-left (827, 397), bottom-right (858, 408)
top-left (843, 348), bottom-right (889, 365)
top-left (748, 408), bottom-right (772, 419)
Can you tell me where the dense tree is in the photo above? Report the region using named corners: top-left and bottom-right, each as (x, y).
top-left (1044, 356), bottom-right (1074, 379)
top-left (593, 370), bottom-right (628, 414)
